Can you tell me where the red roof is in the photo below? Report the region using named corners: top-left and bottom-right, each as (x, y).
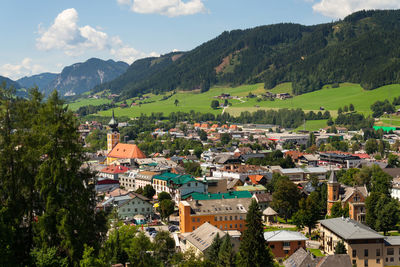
top-left (97, 179), bottom-right (120, 185)
top-left (108, 143), bottom-right (146, 159)
top-left (100, 165), bottom-right (130, 174)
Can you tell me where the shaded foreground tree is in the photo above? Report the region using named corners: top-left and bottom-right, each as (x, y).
top-left (237, 199), bottom-right (274, 267)
top-left (0, 87), bottom-right (107, 265)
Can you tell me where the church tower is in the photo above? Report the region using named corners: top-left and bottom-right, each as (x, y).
top-left (107, 110), bottom-right (120, 153)
top-left (327, 171), bottom-right (340, 216)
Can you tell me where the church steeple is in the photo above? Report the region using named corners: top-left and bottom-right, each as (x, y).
top-left (108, 110), bottom-right (119, 132)
top-left (327, 170), bottom-right (340, 216)
top-left (107, 110), bottom-right (120, 154)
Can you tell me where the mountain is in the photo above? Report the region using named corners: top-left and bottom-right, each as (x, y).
top-left (17, 73), bottom-right (58, 91)
top-left (45, 58), bottom-right (129, 96)
top-left (95, 9), bottom-right (400, 99)
top-left (0, 75), bottom-right (21, 89)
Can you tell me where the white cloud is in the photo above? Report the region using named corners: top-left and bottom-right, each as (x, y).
top-left (36, 8), bottom-right (159, 64)
top-left (36, 8), bottom-right (110, 55)
top-left (0, 58), bottom-right (47, 80)
top-left (118, 0), bottom-right (206, 17)
top-left (312, 0), bottom-right (400, 18)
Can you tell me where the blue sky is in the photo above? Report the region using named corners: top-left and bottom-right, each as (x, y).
top-left (1, 0), bottom-right (399, 79)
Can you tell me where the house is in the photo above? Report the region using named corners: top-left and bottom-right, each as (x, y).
top-left (283, 247), bottom-right (352, 267)
top-left (101, 192), bottom-right (154, 220)
top-left (152, 172), bottom-right (206, 203)
top-left (98, 165), bottom-right (130, 180)
top-left (327, 171), bottom-right (368, 222)
top-left (212, 164), bottom-right (270, 182)
top-left (319, 152), bottom-right (361, 169)
top-left (391, 177), bottom-right (400, 200)
top-left (318, 217), bottom-right (400, 267)
top-left (252, 192), bottom-right (273, 211)
top-left (179, 198), bottom-right (252, 233)
top-left (200, 177), bottom-right (227, 194)
top-left (246, 174), bottom-right (269, 185)
top-left (181, 222), bottom-right (240, 257)
top-left (272, 167), bottom-right (327, 181)
top-left (264, 230), bottom-right (307, 260)
top-left (135, 171), bottom-right (160, 190)
top-left (298, 154), bottom-right (319, 167)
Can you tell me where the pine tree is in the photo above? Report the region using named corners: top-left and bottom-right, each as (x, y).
top-left (237, 200), bottom-right (274, 267)
top-left (334, 241), bottom-right (347, 254)
top-left (218, 234), bottom-right (235, 267)
top-left (205, 233), bottom-right (222, 262)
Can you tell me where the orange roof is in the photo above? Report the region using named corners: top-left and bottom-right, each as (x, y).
top-left (248, 175), bottom-right (265, 184)
top-left (229, 125), bottom-right (238, 129)
top-left (108, 143), bottom-right (146, 159)
top-left (200, 123), bottom-right (209, 128)
top-left (100, 165), bottom-right (130, 174)
top-left (211, 124), bottom-right (219, 128)
top-left (284, 150), bottom-right (304, 160)
top-left (221, 124), bottom-right (228, 129)
top-left (194, 123), bottom-right (201, 127)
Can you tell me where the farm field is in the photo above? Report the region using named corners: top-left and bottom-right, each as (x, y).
top-left (294, 120), bottom-right (328, 132)
top-left (68, 97), bottom-right (111, 111)
top-left (70, 83), bottom-right (400, 127)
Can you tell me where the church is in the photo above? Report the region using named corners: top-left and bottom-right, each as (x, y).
top-left (106, 111), bottom-right (146, 165)
top-left (327, 171), bottom-right (368, 222)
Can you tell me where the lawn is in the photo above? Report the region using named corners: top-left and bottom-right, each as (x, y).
top-left (68, 97), bottom-right (111, 111)
top-left (226, 83), bottom-right (400, 116)
top-left (307, 248), bottom-right (325, 257)
top-left (263, 226), bottom-right (298, 232)
top-left (68, 82), bottom-right (400, 119)
top-left (295, 120), bottom-right (328, 132)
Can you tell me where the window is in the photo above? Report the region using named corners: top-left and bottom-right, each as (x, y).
top-left (298, 241), bottom-right (301, 245)
top-left (220, 225), bottom-right (223, 229)
top-left (225, 216), bottom-right (227, 221)
top-left (192, 218), bottom-right (195, 222)
top-left (122, 209), bottom-right (125, 212)
top-left (240, 215), bottom-right (243, 220)
top-left (352, 260), bottom-right (356, 265)
top-left (284, 250), bottom-right (289, 255)
top-left (390, 258), bottom-right (394, 262)
top-left (376, 249), bottom-right (380, 257)
top-left (220, 216), bottom-right (223, 221)
top-left (142, 208), bottom-right (144, 212)
top-left (364, 259), bottom-right (368, 267)
top-left (235, 215), bottom-right (238, 220)
top-left (225, 224), bottom-right (227, 229)
top-left (197, 218), bottom-right (200, 222)
top-left (283, 242), bottom-right (290, 247)
top-left (187, 183), bottom-right (191, 187)
top-left (135, 208), bottom-right (137, 212)
top-left (376, 259), bottom-right (380, 264)
top-left (235, 224), bottom-right (237, 228)
top-left (388, 248), bottom-right (394, 255)
top-left (364, 249), bottom-right (368, 257)
top-left (127, 208), bottom-right (130, 212)
top-left (147, 208), bottom-right (149, 211)
top-left (192, 226), bottom-right (195, 230)
top-left (270, 245), bottom-right (275, 249)
top-left (230, 216), bottom-right (232, 220)
top-left (195, 183), bottom-right (198, 186)
top-left (215, 216), bottom-right (218, 221)
top-left (352, 250), bottom-right (357, 257)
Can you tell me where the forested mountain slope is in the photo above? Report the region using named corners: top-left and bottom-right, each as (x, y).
top-left (95, 9), bottom-right (400, 99)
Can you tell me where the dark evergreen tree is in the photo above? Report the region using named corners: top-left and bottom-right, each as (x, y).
top-left (237, 200), bottom-right (274, 267)
top-left (205, 233), bottom-right (222, 262)
top-left (334, 241), bottom-right (347, 254)
top-left (218, 234), bottom-right (235, 267)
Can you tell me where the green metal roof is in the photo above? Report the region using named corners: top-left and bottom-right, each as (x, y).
top-left (182, 191), bottom-right (252, 200)
top-left (153, 172), bottom-right (196, 185)
top-left (235, 185), bottom-right (267, 191)
top-left (373, 126), bottom-right (397, 132)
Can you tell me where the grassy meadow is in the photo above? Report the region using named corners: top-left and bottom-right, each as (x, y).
top-left (69, 82), bottom-right (400, 129)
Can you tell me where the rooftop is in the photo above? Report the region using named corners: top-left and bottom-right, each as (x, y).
top-left (108, 143), bottom-right (146, 159)
top-left (319, 217), bottom-right (383, 240)
top-left (185, 222), bottom-right (226, 252)
top-left (236, 185), bottom-right (267, 191)
top-left (264, 230), bottom-right (307, 242)
top-left (153, 172), bottom-right (197, 185)
top-left (182, 191), bottom-right (252, 200)
top-left (100, 165), bottom-right (130, 174)
top-left (181, 198), bottom-right (252, 215)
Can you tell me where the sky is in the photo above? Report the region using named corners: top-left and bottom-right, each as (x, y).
top-left (1, 0), bottom-right (400, 80)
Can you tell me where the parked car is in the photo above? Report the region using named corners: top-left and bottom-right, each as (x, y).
top-left (145, 227), bottom-right (156, 233)
top-left (168, 225), bottom-right (178, 232)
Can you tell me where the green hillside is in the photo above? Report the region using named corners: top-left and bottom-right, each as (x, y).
top-left (77, 83), bottom-right (400, 121)
top-left (94, 10), bottom-right (400, 100)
